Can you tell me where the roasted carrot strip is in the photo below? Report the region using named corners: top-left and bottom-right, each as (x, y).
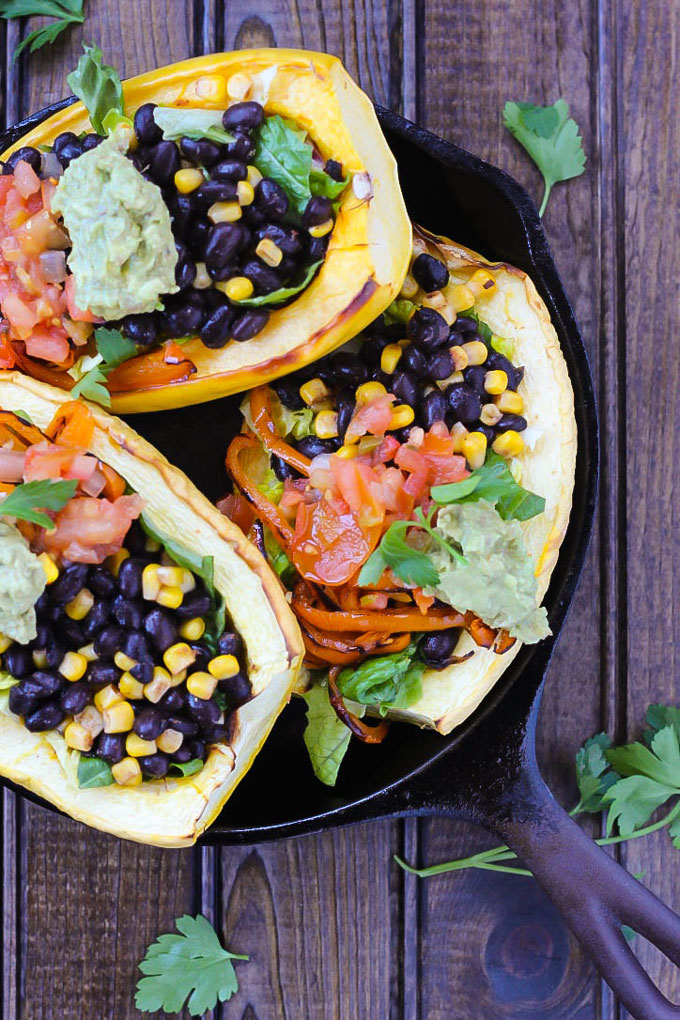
top-left (226, 435), bottom-right (294, 545)
top-left (249, 386), bottom-right (312, 475)
top-left (46, 401), bottom-right (94, 447)
top-left (328, 669), bottom-right (389, 744)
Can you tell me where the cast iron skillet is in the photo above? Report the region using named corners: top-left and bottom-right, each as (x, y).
top-left (3, 100), bottom-right (680, 1020)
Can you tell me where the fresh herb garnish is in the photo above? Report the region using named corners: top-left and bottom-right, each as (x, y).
top-left (0, 478), bottom-right (77, 528)
top-left (77, 755), bottom-right (113, 788)
top-left (135, 914), bottom-right (248, 1016)
top-left (396, 703), bottom-right (680, 891)
top-left (67, 43), bottom-right (124, 135)
top-left (431, 452), bottom-right (546, 522)
top-left (233, 260), bottom-right (322, 307)
top-left (503, 99), bottom-right (586, 216)
top-left (153, 107), bottom-right (235, 146)
top-left (358, 506), bottom-right (465, 589)
top-left (169, 758), bottom-right (204, 778)
top-left (69, 326), bottom-right (138, 407)
top-left (0, 0), bottom-right (86, 62)
top-left (301, 681), bottom-right (355, 787)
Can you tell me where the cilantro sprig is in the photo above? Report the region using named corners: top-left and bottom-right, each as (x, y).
top-left (0, 0), bottom-right (86, 62)
top-left (0, 478), bottom-right (76, 528)
top-left (135, 914), bottom-right (248, 1016)
top-left (431, 452), bottom-right (546, 522)
top-left (358, 506), bottom-right (465, 589)
top-left (69, 327), bottom-right (137, 408)
top-left (503, 99), bottom-right (586, 216)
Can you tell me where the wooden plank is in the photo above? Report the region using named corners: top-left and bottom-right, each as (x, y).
top-left (618, 0), bottom-right (680, 1011)
top-left (416, 0), bottom-right (611, 1014)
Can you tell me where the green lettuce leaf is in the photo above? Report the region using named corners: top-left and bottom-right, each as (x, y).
top-left (232, 260), bottom-right (322, 307)
top-left (253, 115), bottom-right (313, 216)
top-left (301, 682), bottom-right (354, 787)
top-left (77, 755), bottom-right (114, 788)
top-left (153, 107), bottom-right (235, 145)
top-left (67, 43), bottom-right (124, 135)
top-left (336, 643), bottom-right (424, 713)
top-left (431, 452), bottom-right (545, 522)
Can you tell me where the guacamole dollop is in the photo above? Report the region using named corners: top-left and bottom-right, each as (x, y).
top-left (0, 521), bottom-right (45, 644)
top-left (52, 135), bottom-right (178, 320)
top-left (427, 500), bottom-right (550, 644)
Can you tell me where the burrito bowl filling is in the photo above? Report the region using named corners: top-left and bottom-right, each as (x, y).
top-left (221, 242), bottom-right (549, 782)
top-left (0, 403), bottom-right (249, 789)
top-left (0, 47), bottom-right (349, 394)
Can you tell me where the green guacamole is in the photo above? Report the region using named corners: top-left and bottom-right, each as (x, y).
top-left (52, 134), bottom-right (178, 320)
top-left (0, 521), bottom-right (45, 644)
top-left (427, 500), bottom-right (550, 644)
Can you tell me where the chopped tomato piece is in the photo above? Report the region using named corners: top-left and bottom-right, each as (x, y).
top-left (13, 160), bottom-right (41, 198)
top-left (423, 452), bottom-right (468, 485)
top-left (23, 441), bottom-right (97, 484)
top-left (0, 335), bottom-right (15, 369)
top-left (372, 434), bottom-right (400, 465)
top-left (330, 456), bottom-right (385, 527)
top-left (64, 274), bottom-right (97, 323)
top-left (279, 477), bottom-right (308, 509)
top-left (99, 463), bottom-right (126, 501)
top-left (217, 492), bottom-right (256, 534)
top-left (345, 394), bottom-right (395, 443)
top-left (395, 442), bottom-right (428, 477)
top-left (42, 494), bottom-right (143, 564)
top-left (290, 492), bottom-right (381, 586)
top-left (24, 330), bottom-right (71, 364)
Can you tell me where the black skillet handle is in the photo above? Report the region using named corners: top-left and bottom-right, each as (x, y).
top-left (491, 770), bottom-right (680, 1020)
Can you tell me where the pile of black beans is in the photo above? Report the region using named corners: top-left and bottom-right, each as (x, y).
top-left (2, 101), bottom-right (342, 352)
top-left (3, 521), bottom-right (250, 779)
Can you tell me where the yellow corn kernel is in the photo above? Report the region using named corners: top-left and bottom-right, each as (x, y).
top-left (179, 570), bottom-right (196, 594)
top-left (144, 667), bottom-right (172, 704)
top-left (449, 422), bottom-right (469, 453)
top-left (480, 403), bottom-right (503, 427)
top-left (157, 585), bottom-right (183, 610)
top-left (64, 721), bottom-right (94, 753)
top-left (126, 733), bottom-right (157, 757)
top-left (226, 72), bottom-right (251, 101)
top-left (484, 370), bottom-right (508, 395)
top-left (38, 552), bottom-right (58, 584)
top-left (335, 444), bottom-right (359, 460)
top-left (142, 564), bottom-right (161, 601)
top-left (0, 633), bottom-right (12, 654)
top-left (77, 643), bottom-right (97, 662)
top-left (188, 73), bottom-right (229, 103)
top-left (355, 381), bottom-right (387, 405)
top-left (461, 340), bottom-right (488, 367)
top-left (299, 378), bottom-right (329, 406)
top-left (314, 410), bottom-right (339, 440)
top-left (255, 237), bottom-right (283, 267)
top-left (102, 700), bottom-right (135, 734)
top-left (65, 588), bottom-right (94, 621)
top-left (163, 642), bottom-right (197, 676)
top-left (461, 431), bottom-right (488, 470)
top-left (308, 218), bottom-right (333, 238)
top-left (94, 684), bottom-right (123, 712)
top-left (112, 757), bottom-right (142, 787)
top-left (450, 345), bottom-right (469, 372)
top-left (380, 343), bottom-right (403, 374)
top-left (157, 728), bottom-right (184, 754)
top-left (156, 566), bottom-right (185, 588)
top-left (435, 371), bottom-right (465, 390)
top-left (193, 262), bottom-right (212, 290)
top-left (209, 201), bottom-right (241, 224)
top-left (107, 548), bottom-right (130, 577)
top-left (208, 654), bottom-right (240, 680)
top-left (246, 164), bottom-right (262, 188)
top-left (400, 273), bottom-right (419, 299)
top-left (496, 389), bottom-right (524, 414)
top-left (114, 650), bottom-right (136, 672)
top-left (119, 672), bottom-right (145, 700)
top-left (75, 704), bottom-right (104, 737)
top-left (218, 275), bottom-right (254, 302)
top-left (32, 649), bottom-right (47, 668)
top-left (186, 671), bottom-right (218, 699)
top-left (174, 168), bottom-right (203, 194)
top-left (449, 283), bottom-right (476, 313)
top-left (422, 292), bottom-right (455, 325)
top-left (58, 651), bottom-right (88, 682)
top-left (237, 180), bottom-right (255, 206)
top-left (389, 404), bottom-right (415, 430)
top-left (179, 617), bottom-right (205, 641)
top-left (492, 430), bottom-right (525, 458)
top-left (468, 268), bottom-right (497, 297)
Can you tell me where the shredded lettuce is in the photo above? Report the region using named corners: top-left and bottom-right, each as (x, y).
top-left (263, 528), bottom-right (295, 585)
top-left (153, 107), bottom-right (235, 145)
top-left (301, 682), bottom-right (364, 786)
top-left (336, 643), bottom-right (425, 715)
top-left (257, 468), bottom-right (284, 504)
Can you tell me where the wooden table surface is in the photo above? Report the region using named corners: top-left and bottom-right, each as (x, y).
top-left (1, 0), bottom-right (678, 1017)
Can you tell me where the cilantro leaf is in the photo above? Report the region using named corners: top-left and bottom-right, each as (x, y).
top-left (358, 506), bottom-right (465, 588)
top-left (431, 452), bottom-right (545, 522)
top-left (153, 106), bottom-right (235, 146)
top-left (0, 0), bottom-right (85, 62)
top-left (301, 682), bottom-right (354, 786)
top-left (503, 99), bottom-right (586, 216)
top-left (69, 327), bottom-right (138, 408)
top-left (254, 115), bottom-right (313, 216)
top-left (644, 704), bottom-right (680, 745)
top-left (135, 914), bottom-right (248, 1016)
top-left (603, 775), bottom-right (677, 838)
top-left (67, 43), bottom-right (124, 135)
top-left (77, 755), bottom-right (113, 788)
top-left (69, 358), bottom-right (110, 406)
top-left (603, 725), bottom-right (680, 836)
top-left (233, 260), bottom-right (322, 307)
top-left (0, 478), bottom-right (77, 528)
top-left (574, 733), bottom-right (619, 813)
top-left (94, 326), bottom-right (137, 368)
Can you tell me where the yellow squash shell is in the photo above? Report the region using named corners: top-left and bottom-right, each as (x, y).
top-left (0, 371), bottom-right (304, 845)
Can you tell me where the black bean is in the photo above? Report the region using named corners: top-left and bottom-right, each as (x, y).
top-left (61, 618), bottom-right (86, 647)
top-left (86, 661), bottom-right (121, 687)
top-left (205, 262), bottom-right (236, 283)
top-left (211, 159), bottom-right (247, 181)
top-left (0, 161), bottom-right (9, 176)
top-left (117, 559), bottom-right (142, 600)
top-left (195, 180), bottom-right (238, 207)
top-left (217, 631), bottom-right (243, 660)
top-left (407, 307), bottom-right (450, 351)
top-left (475, 423), bottom-right (495, 444)
top-left (485, 350), bottom-right (523, 391)
top-left (88, 566), bottom-right (117, 599)
top-left (186, 217), bottom-right (211, 259)
top-left (412, 253), bottom-right (449, 292)
top-left (391, 370), bottom-right (419, 407)
top-left (168, 194), bottom-right (195, 239)
top-left (273, 377), bottom-right (305, 410)
top-left (45, 643), bottom-right (66, 669)
top-left (134, 103), bottom-right (162, 145)
top-left (204, 722), bottom-right (229, 743)
top-left (57, 142), bottom-right (83, 168)
top-left (175, 591), bottom-right (212, 620)
top-left (187, 738), bottom-right (206, 760)
top-left (218, 671), bottom-right (251, 707)
top-left (324, 158), bottom-right (344, 181)
top-left (242, 204), bottom-right (266, 229)
top-left (359, 335), bottom-right (391, 369)
top-left (50, 564), bottom-right (89, 604)
top-left (82, 133), bottom-right (103, 152)
top-left (463, 365), bottom-right (488, 396)
top-left (59, 682), bottom-right (91, 715)
top-left (420, 629), bottom-right (461, 667)
top-left (272, 454), bottom-right (300, 482)
top-left (277, 254), bottom-right (297, 281)
top-left (256, 223), bottom-right (303, 256)
top-left (9, 680), bottom-right (44, 716)
top-left (328, 351), bottom-right (368, 388)
top-left (8, 146), bottom-right (41, 173)
top-left (130, 660), bottom-right (154, 684)
top-left (157, 687), bottom-right (185, 715)
top-left (111, 595), bottom-right (144, 631)
top-left (148, 140), bottom-right (180, 185)
top-left (230, 309), bottom-right (270, 342)
top-left (32, 621), bottom-right (51, 649)
top-left (134, 706), bottom-right (165, 741)
top-left (296, 436), bottom-right (336, 459)
top-left (24, 700), bottom-right (64, 732)
top-left (445, 383), bottom-right (482, 424)
top-left (454, 316), bottom-right (478, 335)
top-left (241, 258), bottom-right (281, 294)
top-left (121, 312), bottom-right (158, 347)
top-left (255, 179), bottom-right (288, 220)
top-left (200, 305), bottom-right (236, 349)
top-left (124, 631), bottom-right (153, 664)
top-left (420, 389), bottom-right (449, 430)
top-left (179, 136), bottom-right (221, 167)
top-left (167, 714), bottom-right (199, 737)
top-left (94, 625), bottom-right (124, 658)
top-left (144, 608), bottom-right (177, 653)
top-left (81, 600), bottom-right (111, 640)
top-left (139, 753), bottom-right (169, 778)
top-left (185, 694), bottom-right (220, 727)
top-left (204, 221), bottom-right (244, 267)
top-left (370, 368), bottom-right (391, 388)
top-left (225, 132), bottom-right (256, 162)
top-left (175, 250), bottom-right (197, 291)
top-left (495, 413), bottom-right (527, 433)
top-left (223, 101), bottom-right (264, 130)
top-left (336, 387), bottom-right (356, 437)
top-left (427, 350), bottom-right (455, 381)
top-left (4, 644), bottom-right (32, 678)
top-left (398, 344), bottom-right (426, 378)
top-left (53, 132), bottom-right (79, 156)
top-left (305, 234), bottom-right (330, 263)
top-left (96, 732), bottom-right (126, 764)
top-left (172, 744), bottom-right (194, 763)
top-left (31, 670), bottom-right (63, 697)
top-left (163, 301), bottom-right (204, 338)
top-left (302, 195), bottom-right (332, 227)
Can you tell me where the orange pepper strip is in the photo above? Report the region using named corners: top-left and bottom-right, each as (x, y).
top-left (292, 579), bottom-right (466, 633)
top-left (225, 435), bottom-right (294, 546)
top-left (45, 401), bottom-right (95, 447)
top-left (249, 386), bottom-right (312, 475)
top-left (301, 629), bottom-right (364, 666)
top-left (327, 668), bottom-right (390, 744)
top-left (9, 344), bottom-right (73, 390)
top-left (106, 346), bottom-right (196, 392)
top-left (99, 462), bottom-right (126, 500)
top-left (0, 411), bottom-right (45, 450)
